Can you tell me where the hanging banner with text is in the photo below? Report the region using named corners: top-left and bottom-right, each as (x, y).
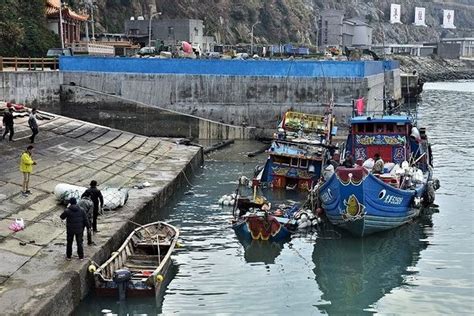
top-left (442, 10), bottom-right (456, 29)
top-left (390, 4), bottom-right (402, 24)
top-left (414, 7), bottom-right (426, 26)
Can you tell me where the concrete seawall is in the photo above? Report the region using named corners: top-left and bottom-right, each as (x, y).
top-left (47, 85), bottom-right (260, 140)
top-left (0, 112), bottom-right (202, 315)
top-left (0, 71), bottom-right (60, 106)
top-left (62, 71), bottom-right (387, 132)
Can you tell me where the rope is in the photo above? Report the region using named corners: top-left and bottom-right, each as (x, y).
top-left (181, 169), bottom-right (193, 186)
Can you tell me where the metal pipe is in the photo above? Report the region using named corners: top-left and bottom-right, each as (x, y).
top-left (59, 0), bottom-right (64, 49)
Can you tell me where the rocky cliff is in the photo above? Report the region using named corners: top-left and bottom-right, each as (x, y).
top-left (91, 0), bottom-right (473, 45)
top-left (395, 55), bottom-right (474, 82)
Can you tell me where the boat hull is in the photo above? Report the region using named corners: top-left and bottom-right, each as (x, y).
top-left (232, 215), bottom-right (291, 242)
top-left (319, 168), bottom-right (425, 236)
top-left (94, 258), bottom-right (173, 298)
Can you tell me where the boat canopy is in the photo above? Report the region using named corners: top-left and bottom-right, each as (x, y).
top-left (350, 115), bottom-right (413, 124)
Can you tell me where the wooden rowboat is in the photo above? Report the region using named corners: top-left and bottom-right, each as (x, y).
top-left (94, 221), bottom-right (179, 299)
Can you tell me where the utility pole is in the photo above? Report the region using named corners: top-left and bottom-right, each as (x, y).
top-left (59, 0), bottom-right (64, 49)
top-left (250, 21), bottom-right (260, 56)
top-left (148, 11), bottom-right (162, 48)
top-left (91, 3), bottom-right (95, 41)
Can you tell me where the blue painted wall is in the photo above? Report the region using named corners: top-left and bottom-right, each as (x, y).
top-left (383, 60), bottom-right (400, 71)
top-left (60, 56), bottom-right (390, 78)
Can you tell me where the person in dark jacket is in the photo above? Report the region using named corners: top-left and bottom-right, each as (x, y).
top-left (60, 197), bottom-right (90, 260)
top-left (78, 194), bottom-right (95, 245)
top-left (81, 180), bottom-right (104, 233)
top-left (28, 108), bottom-right (39, 144)
top-left (2, 107), bottom-right (14, 141)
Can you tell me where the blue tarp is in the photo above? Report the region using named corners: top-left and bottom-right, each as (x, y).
top-left (60, 56), bottom-right (389, 78)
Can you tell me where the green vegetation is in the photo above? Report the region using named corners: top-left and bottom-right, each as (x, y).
top-left (0, 0), bottom-right (59, 57)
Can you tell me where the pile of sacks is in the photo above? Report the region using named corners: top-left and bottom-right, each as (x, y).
top-left (293, 209), bottom-right (321, 229)
top-left (54, 183), bottom-right (128, 210)
top-left (217, 193), bottom-right (237, 206)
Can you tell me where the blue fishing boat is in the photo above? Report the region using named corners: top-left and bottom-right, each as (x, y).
top-left (255, 111), bottom-right (336, 190)
top-left (318, 113), bottom-right (439, 237)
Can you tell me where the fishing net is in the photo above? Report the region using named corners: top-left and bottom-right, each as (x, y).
top-left (54, 183), bottom-right (129, 210)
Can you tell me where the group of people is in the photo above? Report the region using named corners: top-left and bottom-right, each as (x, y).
top-left (2, 107), bottom-right (39, 143)
top-left (60, 180), bottom-right (104, 260)
top-left (18, 143), bottom-right (104, 261)
top-left (340, 152), bottom-right (385, 174)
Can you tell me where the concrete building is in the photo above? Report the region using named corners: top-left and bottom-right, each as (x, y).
top-left (318, 10), bottom-right (372, 49)
top-left (440, 38), bottom-right (474, 58)
top-left (318, 10), bottom-right (344, 47)
top-left (345, 18), bottom-right (373, 48)
top-left (372, 44), bottom-right (436, 57)
top-left (124, 18), bottom-right (215, 52)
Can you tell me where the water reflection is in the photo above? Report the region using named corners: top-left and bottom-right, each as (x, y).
top-left (237, 236), bottom-right (286, 264)
top-left (313, 213), bottom-right (434, 315)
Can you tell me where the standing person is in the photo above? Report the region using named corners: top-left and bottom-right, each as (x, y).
top-left (28, 108), bottom-right (39, 144)
top-left (342, 153), bottom-right (354, 168)
top-left (77, 194), bottom-right (95, 246)
top-left (81, 180), bottom-right (104, 233)
top-left (19, 145), bottom-right (36, 195)
top-left (373, 153), bottom-right (385, 174)
top-left (60, 198), bottom-right (90, 260)
top-left (2, 107), bottom-right (14, 141)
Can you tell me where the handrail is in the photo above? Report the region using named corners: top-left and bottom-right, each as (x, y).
top-left (0, 57), bottom-right (58, 71)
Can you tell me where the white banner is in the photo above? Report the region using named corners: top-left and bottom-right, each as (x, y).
top-left (414, 7), bottom-right (426, 26)
top-left (443, 10), bottom-right (456, 29)
top-left (390, 4), bottom-right (402, 24)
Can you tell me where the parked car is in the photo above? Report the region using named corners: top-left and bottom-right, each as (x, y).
top-left (47, 48), bottom-right (73, 57)
top-left (137, 47), bottom-right (157, 56)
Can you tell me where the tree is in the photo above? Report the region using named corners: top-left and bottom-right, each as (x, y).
top-left (0, 0), bottom-right (59, 57)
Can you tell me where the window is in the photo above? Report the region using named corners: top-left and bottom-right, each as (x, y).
top-left (274, 156), bottom-right (290, 166)
top-left (194, 27), bottom-right (199, 36)
top-left (376, 124), bottom-right (384, 133)
top-left (291, 158), bottom-right (299, 167)
top-left (300, 159), bottom-right (308, 168)
top-left (365, 124), bottom-right (374, 133)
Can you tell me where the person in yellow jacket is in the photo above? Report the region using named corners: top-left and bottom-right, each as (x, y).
top-left (20, 145), bottom-right (36, 195)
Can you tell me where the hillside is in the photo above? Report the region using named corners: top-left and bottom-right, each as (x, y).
top-left (92, 0), bottom-right (474, 45)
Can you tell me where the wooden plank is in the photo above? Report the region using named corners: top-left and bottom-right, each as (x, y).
top-left (124, 263), bottom-right (157, 270)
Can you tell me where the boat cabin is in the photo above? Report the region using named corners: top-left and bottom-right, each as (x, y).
top-left (346, 115), bottom-right (414, 165)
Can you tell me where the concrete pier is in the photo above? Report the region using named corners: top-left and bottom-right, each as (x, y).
top-left (0, 112), bottom-right (202, 315)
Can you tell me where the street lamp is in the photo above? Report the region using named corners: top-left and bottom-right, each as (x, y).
top-left (148, 11), bottom-right (162, 48)
top-left (250, 21), bottom-right (260, 56)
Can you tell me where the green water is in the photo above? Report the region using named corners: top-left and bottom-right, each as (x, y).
top-left (75, 82), bottom-right (474, 315)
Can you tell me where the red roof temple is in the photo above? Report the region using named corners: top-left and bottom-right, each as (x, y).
top-left (46, 0), bottom-right (88, 45)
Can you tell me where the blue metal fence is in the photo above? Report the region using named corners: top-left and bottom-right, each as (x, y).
top-left (60, 56), bottom-right (390, 78)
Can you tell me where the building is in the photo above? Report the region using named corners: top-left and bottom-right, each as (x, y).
top-left (318, 10), bottom-right (344, 47)
top-left (372, 44), bottom-right (436, 57)
top-left (344, 18), bottom-right (373, 48)
top-left (124, 18), bottom-right (215, 52)
top-left (317, 10), bottom-right (372, 49)
top-left (45, 0), bottom-right (88, 45)
top-left (440, 38), bottom-right (474, 58)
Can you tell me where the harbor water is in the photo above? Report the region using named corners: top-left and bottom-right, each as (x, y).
top-left (75, 81), bottom-right (474, 315)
